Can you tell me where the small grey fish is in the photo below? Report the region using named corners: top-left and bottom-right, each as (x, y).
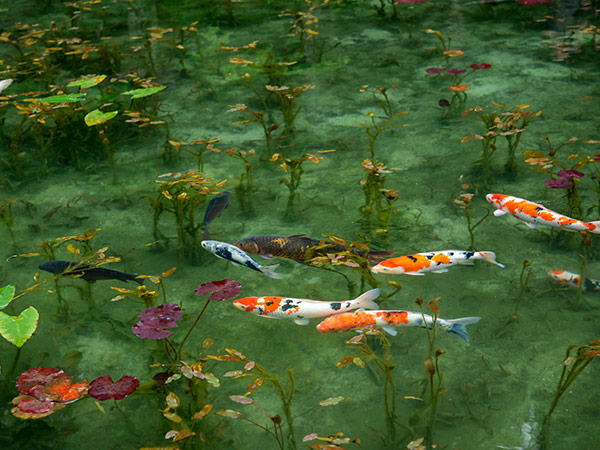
top-left (201, 240), bottom-right (283, 279)
top-left (39, 260), bottom-right (143, 284)
top-left (203, 191), bottom-right (230, 240)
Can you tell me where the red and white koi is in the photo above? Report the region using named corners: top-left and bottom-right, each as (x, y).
top-left (233, 288), bottom-right (380, 325)
top-left (486, 193), bottom-right (600, 233)
top-left (371, 250), bottom-right (504, 275)
top-left (549, 270), bottom-right (600, 292)
top-left (316, 310), bottom-right (481, 344)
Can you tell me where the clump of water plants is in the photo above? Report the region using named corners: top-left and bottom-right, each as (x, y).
top-left (359, 159), bottom-right (400, 231)
top-left (279, 0), bottom-right (329, 61)
top-left (452, 185), bottom-right (489, 250)
top-left (266, 83), bottom-right (315, 135)
top-left (269, 151), bottom-right (327, 215)
top-left (539, 339), bottom-right (600, 449)
top-left (144, 170), bottom-right (227, 262)
top-left (228, 103), bottom-right (278, 160)
top-left (462, 103), bottom-right (541, 184)
top-left (424, 63), bottom-right (492, 110)
top-left (356, 110), bottom-right (409, 160)
top-left (211, 145), bottom-right (256, 195)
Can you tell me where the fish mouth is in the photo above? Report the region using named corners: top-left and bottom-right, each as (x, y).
top-left (232, 301), bottom-right (245, 310)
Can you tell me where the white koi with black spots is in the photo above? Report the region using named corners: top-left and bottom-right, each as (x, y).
top-left (201, 240), bottom-right (283, 279)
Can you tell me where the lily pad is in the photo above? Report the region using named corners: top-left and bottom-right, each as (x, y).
top-left (195, 279), bottom-right (242, 301)
top-left (67, 75), bottom-right (106, 89)
top-left (0, 284), bottom-right (15, 309)
top-left (132, 303), bottom-right (182, 339)
top-left (0, 306), bottom-right (39, 347)
top-left (35, 93), bottom-right (86, 103)
top-left (17, 367), bottom-right (68, 395)
top-left (121, 85), bottom-right (166, 99)
top-left (89, 375), bottom-right (139, 400)
top-left (84, 109), bottom-right (118, 126)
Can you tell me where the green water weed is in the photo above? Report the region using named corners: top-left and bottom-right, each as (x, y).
top-left (228, 103), bottom-right (279, 160)
top-left (356, 110), bottom-right (409, 160)
top-left (266, 83), bottom-right (315, 135)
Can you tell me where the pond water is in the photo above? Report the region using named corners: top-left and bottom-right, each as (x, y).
top-left (0, 0), bottom-right (599, 449)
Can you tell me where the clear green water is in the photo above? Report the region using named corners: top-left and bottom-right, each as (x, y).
top-left (0, 0), bottom-right (599, 449)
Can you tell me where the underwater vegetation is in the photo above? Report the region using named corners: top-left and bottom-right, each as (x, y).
top-left (0, 0), bottom-right (599, 449)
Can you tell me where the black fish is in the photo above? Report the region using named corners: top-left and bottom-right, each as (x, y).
top-left (38, 260), bottom-right (143, 285)
top-left (203, 191), bottom-right (230, 240)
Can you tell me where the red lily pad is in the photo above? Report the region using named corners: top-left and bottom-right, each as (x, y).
top-left (195, 279), bottom-right (242, 301)
top-left (89, 375), bottom-right (139, 401)
top-left (133, 303), bottom-right (182, 339)
top-left (16, 367), bottom-right (68, 395)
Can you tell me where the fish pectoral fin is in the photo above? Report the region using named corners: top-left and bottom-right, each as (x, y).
top-left (229, 260), bottom-right (241, 266)
top-left (493, 209), bottom-right (508, 217)
top-left (381, 326), bottom-right (397, 336)
top-left (525, 222), bottom-right (538, 229)
top-left (406, 272), bottom-right (426, 276)
top-left (431, 268), bottom-right (449, 273)
top-left (294, 319), bottom-right (310, 325)
top-left (261, 254), bottom-right (274, 259)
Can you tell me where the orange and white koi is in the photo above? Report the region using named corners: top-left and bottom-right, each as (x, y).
top-left (486, 193), bottom-right (600, 233)
top-left (316, 310), bottom-right (481, 344)
top-left (371, 250), bottom-right (504, 275)
top-left (549, 270), bottom-right (600, 292)
top-left (233, 288), bottom-right (380, 325)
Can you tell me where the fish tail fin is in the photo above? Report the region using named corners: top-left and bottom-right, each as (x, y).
top-left (354, 288), bottom-right (380, 310)
top-left (589, 221), bottom-right (600, 234)
top-left (261, 264), bottom-right (283, 279)
top-left (480, 251), bottom-right (505, 268)
top-left (131, 275), bottom-right (144, 285)
top-left (203, 228), bottom-right (210, 240)
top-left (446, 316), bottom-right (481, 344)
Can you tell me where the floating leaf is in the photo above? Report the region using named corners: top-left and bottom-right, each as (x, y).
top-left (88, 375), bottom-right (139, 400)
top-left (318, 396), bottom-right (345, 407)
top-left (133, 304), bottom-right (182, 339)
top-left (217, 409), bottom-right (242, 419)
top-left (303, 433), bottom-right (318, 442)
top-left (85, 109), bottom-right (118, 126)
top-left (166, 392), bottom-right (180, 409)
top-left (121, 86), bottom-right (166, 99)
top-left (0, 284), bottom-right (15, 310)
top-left (195, 279), bottom-right (242, 301)
top-left (67, 75), bottom-right (106, 89)
top-left (229, 395), bottom-right (253, 405)
top-left (0, 307), bottom-right (39, 347)
top-left (35, 93), bottom-right (86, 103)
top-left (193, 404), bottom-right (213, 420)
top-left (17, 368), bottom-right (67, 394)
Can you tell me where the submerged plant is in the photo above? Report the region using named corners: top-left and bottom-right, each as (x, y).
top-left (539, 339), bottom-right (600, 448)
top-left (145, 170), bottom-right (227, 262)
top-left (228, 103), bottom-right (278, 160)
top-left (211, 145), bottom-right (256, 195)
top-left (337, 331), bottom-right (399, 446)
top-left (269, 151), bottom-right (327, 214)
top-left (266, 84), bottom-right (315, 135)
top-left (425, 63), bottom-right (491, 110)
top-left (356, 110), bottom-right (409, 160)
top-left (359, 159), bottom-right (400, 230)
top-left (452, 186), bottom-right (489, 250)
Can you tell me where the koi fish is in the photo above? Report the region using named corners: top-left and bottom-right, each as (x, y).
top-left (38, 260), bottom-right (143, 284)
top-left (203, 191), bottom-right (230, 240)
top-left (201, 240), bottom-right (283, 279)
top-left (486, 193), bottom-right (600, 233)
top-left (233, 288), bottom-right (380, 325)
top-left (316, 310), bottom-right (481, 344)
top-left (549, 270), bottom-right (600, 292)
top-left (371, 250), bottom-right (504, 275)
top-left (234, 234), bottom-right (394, 265)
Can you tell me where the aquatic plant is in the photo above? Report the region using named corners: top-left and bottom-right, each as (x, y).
top-left (266, 84), bottom-right (315, 135)
top-left (145, 170), bottom-right (227, 262)
top-left (337, 331), bottom-right (399, 446)
top-left (539, 339), bottom-right (600, 448)
top-left (211, 145), bottom-right (256, 195)
top-left (0, 198), bottom-right (18, 249)
top-left (452, 186), bottom-right (489, 250)
top-left (462, 103), bottom-right (541, 183)
top-left (425, 63), bottom-right (491, 110)
top-left (88, 375), bottom-right (139, 401)
top-left (302, 431), bottom-right (361, 448)
top-left (269, 151), bottom-right (327, 214)
top-left (356, 110), bottom-right (409, 160)
top-left (228, 103), bottom-right (278, 160)
top-left (415, 297), bottom-right (445, 449)
top-left (359, 159), bottom-right (400, 230)
top-left (279, 0), bottom-right (329, 61)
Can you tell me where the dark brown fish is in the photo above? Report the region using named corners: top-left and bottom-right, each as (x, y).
top-left (203, 191), bottom-right (230, 240)
top-left (234, 235), bottom-right (393, 265)
top-left (39, 260), bottom-right (143, 284)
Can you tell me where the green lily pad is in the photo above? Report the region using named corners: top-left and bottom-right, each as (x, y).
top-left (121, 86), bottom-right (166, 99)
top-left (0, 307), bottom-right (39, 347)
top-left (36, 93), bottom-right (86, 103)
top-left (85, 109), bottom-right (118, 126)
top-left (67, 75), bottom-right (107, 89)
top-left (0, 284), bottom-right (15, 310)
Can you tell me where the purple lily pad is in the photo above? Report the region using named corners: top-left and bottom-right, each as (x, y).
top-left (446, 68), bottom-right (467, 74)
top-left (132, 303), bottom-right (182, 339)
top-left (16, 367), bottom-right (68, 395)
top-left (557, 169), bottom-right (584, 180)
top-left (425, 68), bottom-right (446, 74)
top-left (195, 279), bottom-right (242, 301)
top-left (545, 178), bottom-right (573, 189)
top-left (89, 375), bottom-right (139, 401)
